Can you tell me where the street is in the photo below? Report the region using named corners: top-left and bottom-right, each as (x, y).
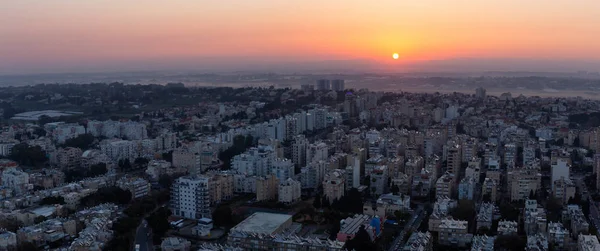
top-left (388, 205), bottom-right (424, 251)
top-left (134, 220), bottom-right (153, 251)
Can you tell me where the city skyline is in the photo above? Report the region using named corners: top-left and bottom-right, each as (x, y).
top-left (2, 0), bottom-right (600, 74)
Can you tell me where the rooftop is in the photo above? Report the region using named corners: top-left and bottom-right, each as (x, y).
top-left (230, 212), bottom-right (292, 235)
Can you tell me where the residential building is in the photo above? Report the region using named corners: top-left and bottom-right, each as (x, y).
top-left (337, 214), bottom-right (377, 242)
top-left (476, 203), bottom-right (495, 231)
top-left (161, 237), bottom-right (191, 251)
top-left (209, 173), bottom-right (234, 204)
top-left (100, 139), bottom-right (137, 162)
top-left (547, 222), bottom-right (569, 250)
top-left (470, 235), bottom-right (494, 251)
top-left (445, 143), bottom-right (461, 181)
top-left (551, 157), bottom-right (570, 190)
top-left (403, 231), bottom-right (432, 251)
top-left (527, 234), bottom-right (549, 251)
top-left (435, 172), bottom-right (454, 198)
top-left (552, 177), bottom-right (576, 204)
top-left (171, 176), bottom-right (211, 219)
top-left (411, 168), bottom-right (433, 198)
top-left (1, 168), bottom-right (30, 195)
top-left (363, 193), bottom-right (410, 219)
top-left (509, 166), bottom-right (541, 201)
top-left (55, 147), bottom-right (82, 170)
top-left (256, 175), bottom-right (278, 202)
top-left (116, 176), bottom-right (151, 199)
top-left (497, 220), bottom-right (518, 236)
top-left (331, 79), bottom-right (345, 91)
top-left (438, 219), bottom-right (472, 247)
top-left (278, 178), bottom-right (301, 204)
top-left (47, 122), bottom-right (86, 144)
top-left (172, 150), bottom-right (202, 175)
top-left (291, 135), bottom-right (308, 168)
top-left (306, 142), bottom-right (328, 164)
top-left (482, 178), bottom-right (498, 202)
top-left (370, 165), bottom-right (389, 196)
top-left (578, 234), bottom-right (600, 251)
top-left (524, 200), bottom-right (548, 235)
top-left (0, 230), bottom-right (17, 251)
top-left (300, 161), bottom-right (327, 189)
top-left (458, 177), bottom-right (476, 200)
top-left (323, 169), bottom-right (346, 203)
top-left (271, 158), bottom-right (295, 181)
top-left (563, 205), bottom-right (589, 237)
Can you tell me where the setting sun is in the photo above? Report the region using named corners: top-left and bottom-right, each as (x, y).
top-left (392, 53), bottom-right (399, 60)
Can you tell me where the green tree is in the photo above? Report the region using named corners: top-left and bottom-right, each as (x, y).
top-left (62, 133), bottom-right (95, 150)
top-left (313, 194), bottom-right (322, 209)
top-left (9, 143), bottom-right (47, 167)
top-left (34, 216), bottom-right (47, 224)
top-left (89, 163), bottom-right (108, 177)
top-left (391, 184), bottom-right (400, 195)
top-left (494, 235), bottom-right (527, 251)
top-left (212, 206), bottom-right (234, 227)
top-left (147, 207), bottom-right (172, 244)
top-left (40, 196), bottom-right (65, 205)
top-left (450, 200), bottom-right (476, 221)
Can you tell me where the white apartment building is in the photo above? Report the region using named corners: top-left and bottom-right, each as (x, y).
top-left (547, 222), bottom-right (568, 250)
top-left (436, 172), bottom-right (455, 198)
top-left (233, 174), bottom-right (256, 194)
top-left (117, 176), bottom-right (151, 199)
top-left (278, 178), bottom-right (301, 204)
top-left (300, 161), bottom-right (327, 189)
top-left (81, 149), bottom-right (112, 170)
top-left (100, 139), bottom-right (137, 162)
top-left (551, 157), bottom-right (570, 190)
top-left (497, 220), bottom-right (518, 236)
top-left (323, 169), bottom-right (345, 203)
top-left (0, 230), bottom-right (16, 251)
top-left (47, 122), bottom-right (86, 144)
top-left (1, 168), bottom-right (30, 195)
top-left (231, 146), bottom-right (276, 177)
top-left (438, 219), bottom-right (472, 247)
top-left (0, 141), bottom-right (17, 157)
top-left (306, 142), bottom-right (328, 163)
top-left (292, 135), bottom-right (308, 168)
top-left (578, 235), bottom-right (600, 251)
top-left (371, 165), bottom-right (389, 196)
top-left (271, 158), bottom-right (295, 181)
top-left (171, 176), bottom-right (211, 219)
top-left (458, 177), bottom-right (476, 200)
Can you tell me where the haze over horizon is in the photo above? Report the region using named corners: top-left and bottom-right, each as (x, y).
top-left (3, 1), bottom-right (600, 75)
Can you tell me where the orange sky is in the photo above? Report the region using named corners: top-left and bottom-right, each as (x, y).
top-left (2, 0), bottom-right (600, 73)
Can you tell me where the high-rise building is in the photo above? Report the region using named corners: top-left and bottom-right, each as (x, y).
top-left (316, 79), bottom-right (331, 90)
top-left (551, 157), bottom-right (570, 190)
top-left (331, 79), bottom-right (345, 91)
top-left (291, 135), bottom-right (308, 168)
top-left (475, 87), bottom-right (486, 100)
top-left (171, 176), bottom-right (211, 219)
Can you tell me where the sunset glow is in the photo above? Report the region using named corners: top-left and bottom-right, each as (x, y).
top-left (2, 0), bottom-right (600, 74)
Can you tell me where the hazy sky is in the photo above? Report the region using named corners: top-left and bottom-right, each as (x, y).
top-left (2, 0), bottom-right (600, 74)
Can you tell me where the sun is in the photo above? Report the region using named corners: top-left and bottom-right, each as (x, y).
top-left (392, 53), bottom-right (399, 60)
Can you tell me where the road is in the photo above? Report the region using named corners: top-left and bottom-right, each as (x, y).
top-left (134, 220), bottom-right (153, 251)
top-left (388, 205), bottom-right (424, 251)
